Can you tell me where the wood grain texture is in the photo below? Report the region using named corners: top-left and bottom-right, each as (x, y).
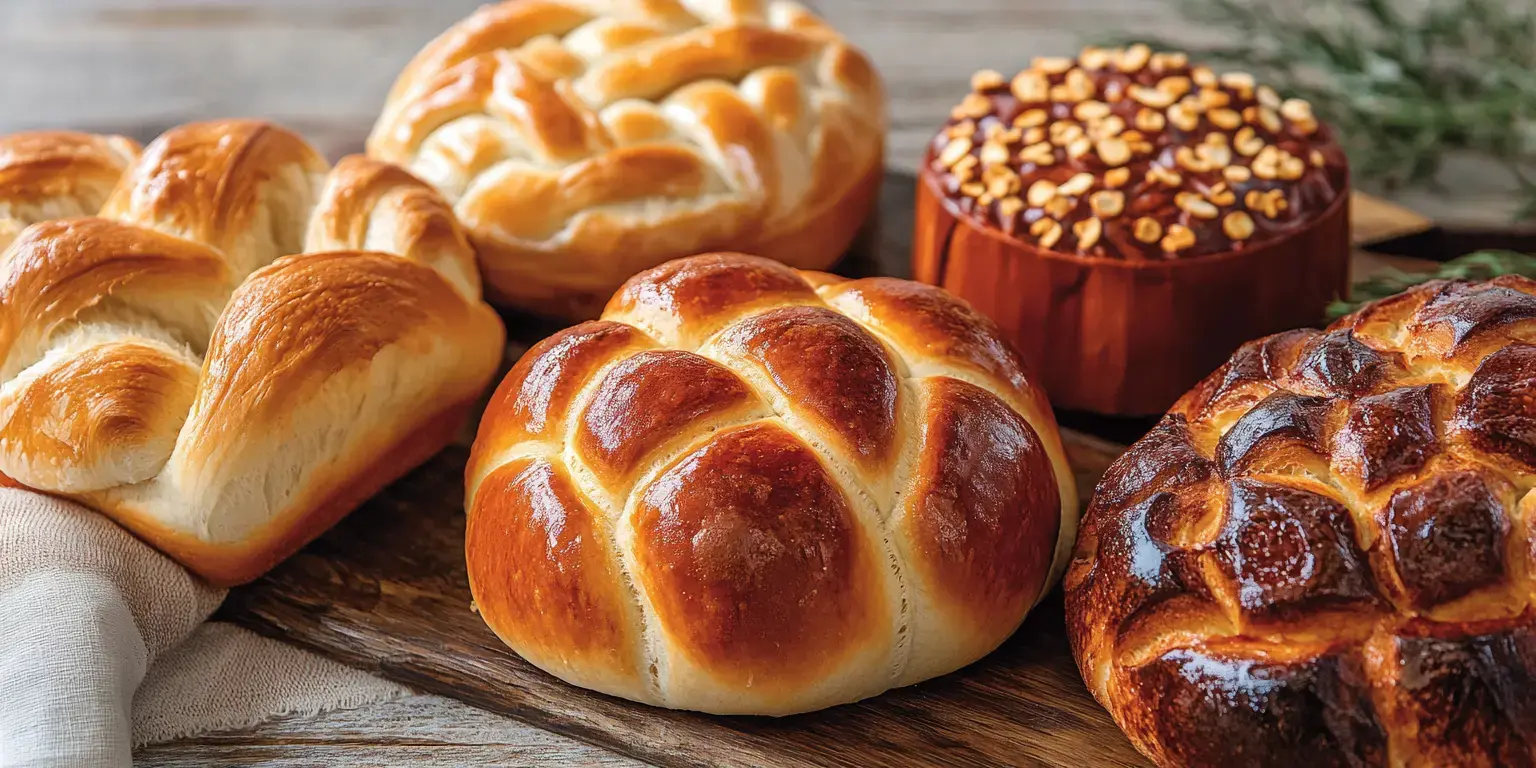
top-left (135, 694), bottom-right (640, 767)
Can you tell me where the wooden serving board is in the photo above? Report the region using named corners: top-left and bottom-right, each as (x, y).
top-left (220, 173), bottom-right (1434, 768)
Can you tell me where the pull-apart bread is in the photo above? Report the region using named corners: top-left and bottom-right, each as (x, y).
top-left (0, 120), bottom-right (505, 586)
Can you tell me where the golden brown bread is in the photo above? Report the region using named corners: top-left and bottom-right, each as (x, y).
top-left (369, 0), bottom-right (885, 318)
top-left (0, 120), bottom-right (506, 586)
top-left (1066, 277), bottom-right (1536, 767)
top-left (465, 252), bottom-right (1077, 714)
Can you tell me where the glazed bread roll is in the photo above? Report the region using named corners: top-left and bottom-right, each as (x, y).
top-left (0, 121), bottom-right (505, 586)
top-left (465, 253), bottom-right (1077, 715)
top-left (369, 0), bottom-right (886, 319)
top-left (1067, 277), bottom-right (1536, 767)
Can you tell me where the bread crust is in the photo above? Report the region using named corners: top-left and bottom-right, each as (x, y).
top-left (1067, 276), bottom-right (1536, 767)
top-left (0, 121), bottom-right (506, 586)
top-left (466, 252), bottom-right (1077, 715)
top-left (369, 0), bottom-right (886, 319)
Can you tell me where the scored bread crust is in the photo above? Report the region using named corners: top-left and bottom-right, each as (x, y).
top-left (1066, 276), bottom-right (1536, 767)
top-left (464, 252), bottom-right (1077, 715)
top-left (0, 121), bottom-right (506, 586)
top-left (368, 0), bottom-right (886, 318)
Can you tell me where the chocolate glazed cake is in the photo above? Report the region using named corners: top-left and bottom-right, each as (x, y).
top-left (913, 45), bottom-right (1351, 415)
top-left (1067, 277), bottom-right (1536, 767)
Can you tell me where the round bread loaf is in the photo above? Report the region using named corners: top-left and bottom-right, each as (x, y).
top-left (913, 45), bottom-right (1351, 415)
top-left (370, 0), bottom-right (885, 319)
top-left (1066, 277), bottom-right (1536, 767)
top-left (465, 252), bottom-right (1077, 714)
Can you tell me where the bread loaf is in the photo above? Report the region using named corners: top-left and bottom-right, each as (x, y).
top-left (465, 253), bottom-right (1076, 714)
top-left (370, 0), bottom-right (885, 318)
top-left (0, 120), bottom-right (505, 586)
top-left (1067, 277), bottom-right (1536, 767)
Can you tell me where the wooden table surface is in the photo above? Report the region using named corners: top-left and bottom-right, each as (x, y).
top-left (0, 1), bottom-right (1445, 765)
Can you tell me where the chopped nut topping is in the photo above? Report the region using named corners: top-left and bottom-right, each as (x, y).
top-left (1218, 72), bottom-right (1255, 92)
top-left (1058, 172), bottom-right (1096, 197)
top-left (953, 92), bottom-right (992, 119)
top-left (998, 196), bottom-right (1024, 220)
top-left (1134, 108), bottom-right (1166, 133)
top-left (1026, 179), bottom-right (1058, 207)
top-left (932, 45), bottom-right (1343, 258)
top-left (947, 120), bottom-right (976, 139)
top-left (1207, 182), bottom-right (1237, 206)
top-left (938, 137), bottom-right (973, 167)
top-left (1256, 106), bottom-right (1283, 134)
top-left (1075, 101), bottom-right (1112, 121)
top-left (1090, 190), bottom-right (1125, 217)
top-left (1011, 71), bottom-right (1050, 102)
top-left (1176, 192), bottom-right (1219, 219)
top-left (1014, 109), bottom-right (1049, 128)
top-left (1146, 165), bottom-right (1183, 187)
top-left (1079, 46), bottom-right (1111, 70)
top-left (1019, 142), bottom-right (1055, 166)
top-left (1075, 217), bottom-right (1104, 250)
top-left (952, 154), bottom-right (979, 182)
top-left (1033, 56), bottom-right (1075, 75)
top-left (1223, 210), bottom-right (1255, 240)
top-left (1208, 108), bottom-right (1242, 130)
top-left (1129, 85), bottom-right (1175, 109)
top-left (1150, 51), bottom-right (1188, 71)
top-left (1097, 137), bottom-right (1132, 166)
top-left (1234, 126), bottom-right (1264, 156)
top-left (971, 69), bottom-right (1006, 91)
top-left (1133, 217), bottom-right (1163, 243)
top-left (1157, 76), bottom-right (1193, 99)
top-left (1045, 196), bottom-right (1074, 219)
top-left (1118, 43), bottom-right (1152, 72)
top-left (1167, 104), bottom-right (1200, 132)
top-left (1162, 223), bottom-right (1197, 252)
top-left (1031, 217), bottom-right (1064, 248)
top-left (1050, 121), bottom-right (1085, 146)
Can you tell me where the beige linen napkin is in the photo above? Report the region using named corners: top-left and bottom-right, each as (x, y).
top-left (0, 488), bottom-right (406, 767)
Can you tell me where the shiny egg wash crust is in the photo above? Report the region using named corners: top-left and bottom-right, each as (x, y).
top-left (928, 45), bottom-right (1348, 260)
top-left (1066, 277), bottom-right (1536, 767)
top-left (464, 253), bottom-right (1078, 715)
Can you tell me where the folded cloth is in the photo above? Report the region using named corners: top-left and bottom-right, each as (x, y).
top-left (0, 489), bottom-right (406, 767)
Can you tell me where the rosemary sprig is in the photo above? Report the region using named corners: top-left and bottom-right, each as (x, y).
top-left (1112, 0), bottom-right (1536, 220)
top-left (1326, 249), bottom-right (1536, 319)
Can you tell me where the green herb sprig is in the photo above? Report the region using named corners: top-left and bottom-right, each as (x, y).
top-left (1326, 249), bottom-right (1536, 320)
top-left (1115, 0), bottom-right (1536, 219)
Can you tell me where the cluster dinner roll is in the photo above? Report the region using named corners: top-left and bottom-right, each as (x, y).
top-left (0, 120), bottom-right (505, 586)
top-left (370, 0), bottom-right (886, 319)
top-left (465, 253), bottom-right (1077, 714)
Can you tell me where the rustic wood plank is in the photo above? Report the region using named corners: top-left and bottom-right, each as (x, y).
top-left (136, 694), bottom-right (640, 767)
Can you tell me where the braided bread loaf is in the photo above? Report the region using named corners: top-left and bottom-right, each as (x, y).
top-left (1066, 277), bottom-right (1536, 767)
top-left (465, 253), bottom-right (1076, 714)
top-left (0, 120), bottom-right (505, 586)
top-left (368, 0), bottom-right (885, 319)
